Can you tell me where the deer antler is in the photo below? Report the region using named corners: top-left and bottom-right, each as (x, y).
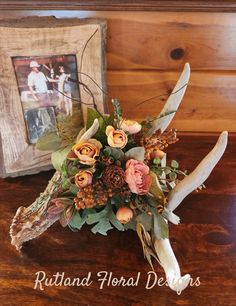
top-left (153, 131), bottom-right (228, 293)
top-left (10, 119), bottom-right (99, 250)
top-left (10, 171), bottom-right (62, 251)
top-left (167, 131), bottom-right (228, 212)
top-left (148, 63), bottom-right (190, 135)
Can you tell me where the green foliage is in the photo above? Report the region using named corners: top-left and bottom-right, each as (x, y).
top-left (153, 213), bottom-right (169, 240)
top-left (111, 99), bottom-right (122, 126)
top-left (123, 220), bottom-right (137, 231)
top-left (125, 147), bottom-right (145, 161)
top-left (109, 147), bottom-right (125, 161)
top-left (51, 145), bottom-right (72, 172)
top-left (136, 213), bottom-right (152, 232)
top-left (153, 157), bottom-right (161, 165)
top-left (86, 204), bottom-right (124, 236)
top-left (86, 108), bottom-right (114, 143)
top-left (68, 210), bottom-right (88, 232)
top-left (171, 160), bottom-right (179, 168)
top-left (149, 171), bottom-right (165, 201)
top-left (68, 203), bottom-right (126, 235)
top-left (169, 171), bottom-right (177, 181)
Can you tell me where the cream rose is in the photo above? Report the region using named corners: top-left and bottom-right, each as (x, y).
top-left (106, 126), bottom-right (128, 149)
top-left (120, 119), bottom-right (142, 135)
top-left (70, 139), bottom-right (102, 166)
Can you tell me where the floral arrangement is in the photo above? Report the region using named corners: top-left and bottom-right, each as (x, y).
top-left (10, 63), bottom-right (228, 293)
top-left (48, 101), bottom-right (184, 245)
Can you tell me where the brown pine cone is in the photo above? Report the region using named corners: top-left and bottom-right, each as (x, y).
top-left (102, 165), bottom-right (126, 189)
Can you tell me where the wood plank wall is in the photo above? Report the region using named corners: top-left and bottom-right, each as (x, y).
top-left (0, 11), bottom-right (236, 133)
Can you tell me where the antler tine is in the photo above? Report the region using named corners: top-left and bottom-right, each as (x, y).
top-left (167, 131), bottom-right (228, 212)
top-left (10, 119), bottom-right (100, 251)
top-left (147, 63), bottom-right (190, 136)
top-left (154, 238), bottom-right (191, 293)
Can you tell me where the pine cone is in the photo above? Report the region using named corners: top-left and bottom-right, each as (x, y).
top-left (102, 165), bottom-right (126, 189)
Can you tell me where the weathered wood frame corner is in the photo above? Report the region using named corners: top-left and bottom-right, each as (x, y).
top-left (0, 17), bottom-right (107, 178)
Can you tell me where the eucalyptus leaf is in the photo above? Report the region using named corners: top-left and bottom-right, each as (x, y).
top-left (136, 213), bottom-right (152, 232)
top-left (169, 172), bottom-right (177, 181)
top-left (164, 168), bottom-right (172, 175)
top-left (109, 210), bottom-right (124, 231)
top-left (91, 219), bottom-right (113, 236)
top-left (86, 205), bottom-right (110, 225)
top-left (123, 220), bottom-right (137, 231)
top-left (171, 160), bottom-right (179, 168)
top-left (51, 145), bottom-right (72, 172)
top-left (160, 154), bottom-right (167, 186)
top-left (68, 211), bottom-right (88, 231)
top-left (125, 147), bottom-right (145, 161)
top-left (109, 147), bottom-right (125, 161)
top-left (153, 157), bottom-right (161, 165)
top-left (153, 214), bottom-right (169, 240)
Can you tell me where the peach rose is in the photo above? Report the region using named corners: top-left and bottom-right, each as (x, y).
top-left (70, 139), bottom-right (102, 166)
top-left (120, 119), bottom-right (142, 135)
top-left (75, 170), bottom-right (93, 188)
top-left (125, 159), bottom-right (152, 195)
top-left (106, 126), bottom-right (128, 149)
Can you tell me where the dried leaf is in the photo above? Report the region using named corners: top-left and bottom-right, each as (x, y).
top-left (149, 171), bottom-right (165, 201)
top-left (136, 223), bottom-right (160, 270)
top-left (60, 205), bottom-right (76, 228)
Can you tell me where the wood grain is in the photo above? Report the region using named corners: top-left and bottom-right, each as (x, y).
top-left (0, 134), bottom-right (235, 305)
top-left (1, 12), bottom-right (236, 71)
top-left (1, 0), bottom-right (236, 12)
top-left (107, 70), bottom-right (236, 132)
top-left (105, 12), bottom-right (236, 71)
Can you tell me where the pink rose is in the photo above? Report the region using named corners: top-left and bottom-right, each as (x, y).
top-left (125, 159), bottom-right (152, 195)
top-left (106, 126), bottom-right (128, 149)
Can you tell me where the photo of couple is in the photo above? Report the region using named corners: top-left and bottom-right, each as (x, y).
top-left (13, 54), bottom-right (81, 144)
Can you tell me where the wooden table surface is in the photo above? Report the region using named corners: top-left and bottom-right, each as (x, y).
top-left (0, 134), bottom-right (235, 306)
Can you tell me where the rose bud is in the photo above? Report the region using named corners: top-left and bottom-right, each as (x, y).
top-left (105, 125), bottom-right (128, 149)
top-left (150, 149), bottom-right (165, 160)
top-left (75, 170), bottom-right (93, 188)
top-left (120, 119), bottom-right (142, 135)
top-left (116, 206), bottom-right (133, 224)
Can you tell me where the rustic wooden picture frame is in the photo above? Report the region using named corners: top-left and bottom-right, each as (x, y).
top-left (0, 17), bottom-right (107, 178)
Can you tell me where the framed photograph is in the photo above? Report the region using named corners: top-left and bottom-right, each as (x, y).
top-left (0, 17), bottom-right (107, 177)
